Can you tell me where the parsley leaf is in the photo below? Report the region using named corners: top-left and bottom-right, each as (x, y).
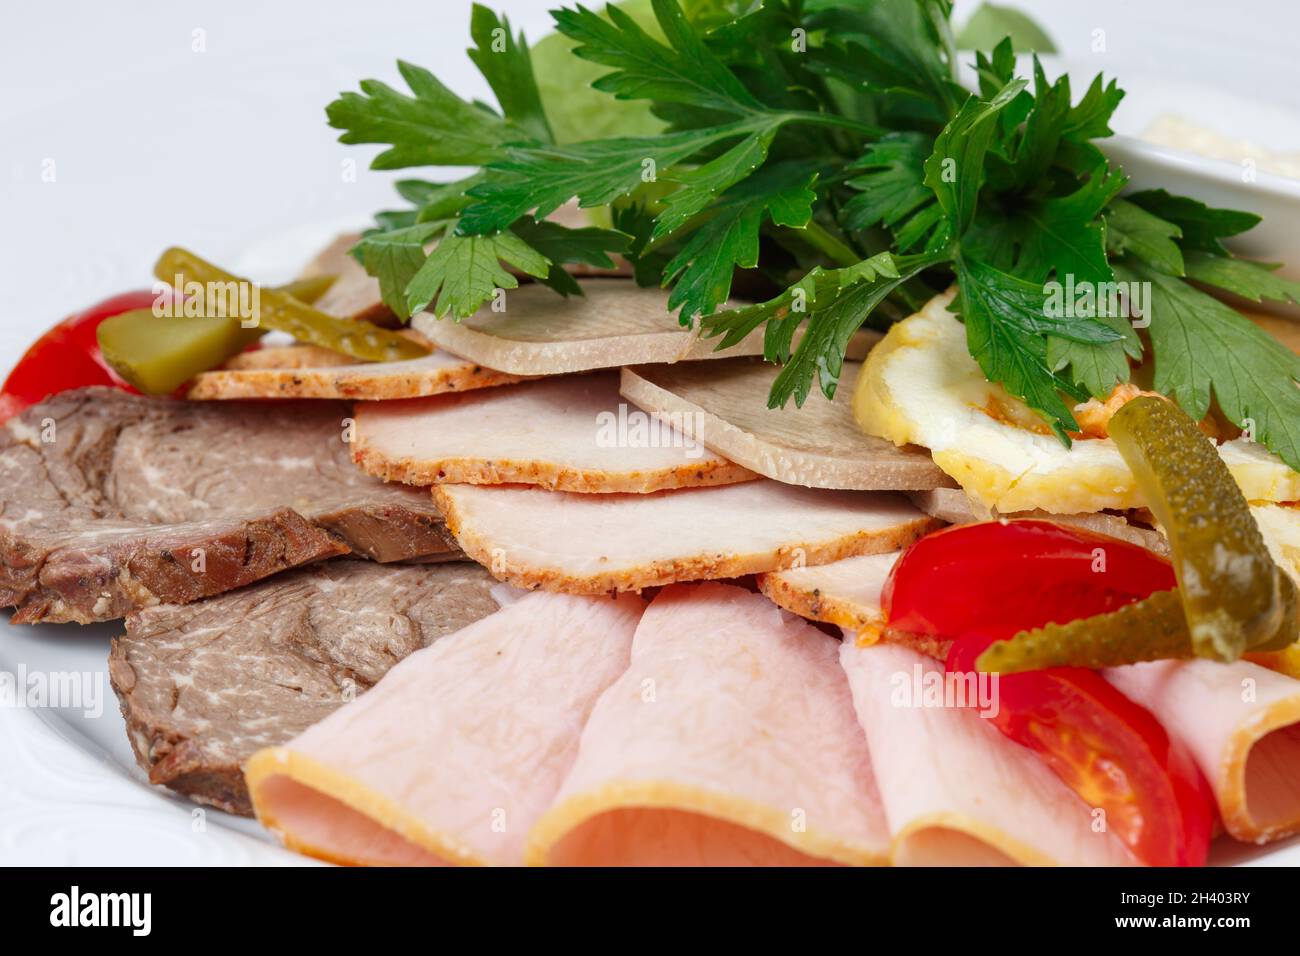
top-left (553, 0), bottom-right (762, 115)
top-left (662, 159), bottom-right (818, 322)
top-left (508, 217), bottom-right (631, 296)
top-left (954, 256), bottom-right (1124, 440)
top-left (1105, 197), bottom-right (1184, 275)
top-left (1183, 251), bottom-right (1300, 306)
top-left (1125, 189), bottom-right (1259, 255)
top-left (842, 132), bottom-right (935, 235)
top-left (352, 223), bottom-right (443, 320)
top-left (405, 231), bottom-right (550, 319)
top-left (924, 79), bottom-right (1027, 236)
top-left (1118, 260), bottom-right (1300, 470)
top-left (327, 60), bottom-right (513, 169)
top-left (467, 4), bottom-right (554, 144)
top-left (458, 119), bottom-right (774, 234)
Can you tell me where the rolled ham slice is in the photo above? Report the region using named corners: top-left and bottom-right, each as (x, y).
top-left (527, 583), bottom-right (889, 866)
top-left (1106, 659), bottom-right (1300, 843)
top-left (619, 359), bottom-right (951, 490)
top-left (245, 591), bottom-right (644, 866)
top-left (840, 642), bottom-right (1137, 866)
top-left (353, 372), bottom-right (756, 492)
top-left (432, 481), bottom-right (939, 594)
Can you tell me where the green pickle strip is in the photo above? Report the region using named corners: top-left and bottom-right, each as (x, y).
top-left (976, 588), bottom-right (1193, 674)
top-left (98, 276), bottom-right (338, 395)
top-left (1109, 396), bottom-right (1295, 661)
top-left (155, 247), bottom-right (428, 364)
top-left (976, 396), bottom-right (1297, 672)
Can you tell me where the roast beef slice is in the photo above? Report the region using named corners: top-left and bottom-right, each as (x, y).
top-left (0, 387), bottom-right (457, 623)
top-left (110, 559), bottom-right (500, 815)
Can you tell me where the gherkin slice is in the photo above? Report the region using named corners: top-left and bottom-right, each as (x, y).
top-left (155, 247), bottom-right (428, 363)
top-left (976, 588), bottom-right (1192, 674)
top-left (97, 275), bottom-right (339, 396)
top-left (1109, 396), bottom-right (1296, 661)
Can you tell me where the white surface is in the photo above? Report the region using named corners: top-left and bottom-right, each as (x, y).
top-left (3, 0), bottom-right (1300, 866)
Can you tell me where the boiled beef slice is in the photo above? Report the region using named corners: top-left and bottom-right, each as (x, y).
top-left (0, 387), bottom-right (457, 623)
top-left (110, 560), bottom-right (500, 815)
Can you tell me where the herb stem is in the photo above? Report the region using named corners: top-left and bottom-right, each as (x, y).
top-left (791, 220), bottom-right (861, 268)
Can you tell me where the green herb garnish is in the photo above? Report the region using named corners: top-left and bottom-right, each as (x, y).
top-left (329, 0), bottom-right (1300, 471)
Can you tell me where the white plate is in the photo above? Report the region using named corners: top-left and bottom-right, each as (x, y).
top-left (4, 0), bottom-right (1300, 868)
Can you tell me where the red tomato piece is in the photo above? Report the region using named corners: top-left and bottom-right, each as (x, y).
top-left (883, 520), bottom-right (1213, 866)
top-left (947, 634), bottom-right (1215, 866)
top-left (0, 290), bottom-right (160, 421)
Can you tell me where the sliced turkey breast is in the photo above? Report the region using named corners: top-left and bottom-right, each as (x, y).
top-left (1106, 659), bottom-right (1300, 843)
top-left (758, 551), bottom-right (898, 633)
top-left (620, 359), bottom-right (951, 490)
top-left (840, 642), bottom-right (1138, 866)
top-left (527, 583), bottom-right (889, 866)
top-left (353, 372), bottom-right (755, 492)
top-left (187, 338), bottom-right (520, 401)
top-left (432, 480), bottom-right (939, 593)
top-left (245, 591), bottom-right (644, 866)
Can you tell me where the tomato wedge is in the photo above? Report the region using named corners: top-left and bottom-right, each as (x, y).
top-left (947, 633), bottom-right (1215, 866)
top-left (0, 290), bottom-right (159, 422)
top-left (883, 519), bottom-right (1177, 638)
top-left (882, 520), bottom-right (1214, 867)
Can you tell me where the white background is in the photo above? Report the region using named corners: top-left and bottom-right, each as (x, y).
top-left (1, 0), bottom-right (1298, 865)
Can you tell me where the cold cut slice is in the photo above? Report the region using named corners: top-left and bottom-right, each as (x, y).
top-left (110, 560), bottom-right (500, 815)
top-left (409, 281), bottom-right (879, 376)
top-left (0, 388), bottom-right (457, 623)
top-left (758, 551), bottom-right (898, 633)
top-left (432, 480), bottom-right (939, 594)
top-left (620, 359), bottom-right (951, 490)
top-left (1106, 659), bottom-right (1300, 843)
top-left (527, 583), bottom-right (890, 866)
top-left (840, 642), bottom-right (1137, 865)
top-left (187, 340), bottom-right (521, 401)
top-left (245, 591), bottom-right (644, 866)
top-left (353, 372), bottom-right (755, 492)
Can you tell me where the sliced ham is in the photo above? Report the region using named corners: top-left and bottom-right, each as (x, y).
top-left (758, 551), bottom-right (897, 632)
top-left (620, 359), bottom-right (951, 490)
top-left (1106, 659), bottom-right (1300, 843)
top-left (432, 480), bottom-right (939, 594)
top-left (840, 642), bottom-right (1137, 865)
top-left (527, 583), bottom-right (889, 866)
top-left (409, 280), bottom-right (879, 376)
top-left (353, 372), bottom-right (756, 492)
top-left (245, 591), bottom-right (644, 866)
top-left (187, 338), bottom-right (521, 401)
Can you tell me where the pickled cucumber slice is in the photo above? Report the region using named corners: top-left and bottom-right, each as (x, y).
top-left (1109, 396), bottom-right (1296, 661)
top-left (155, 247), bottom-right (428, 363)
top-left (97, 275), bottom-right (338, 395)
top-left (976, 589), bottom-right (1192, 674)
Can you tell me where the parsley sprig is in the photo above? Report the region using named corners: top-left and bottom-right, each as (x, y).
top-left (330, 0), bottom-right (1300, 471)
